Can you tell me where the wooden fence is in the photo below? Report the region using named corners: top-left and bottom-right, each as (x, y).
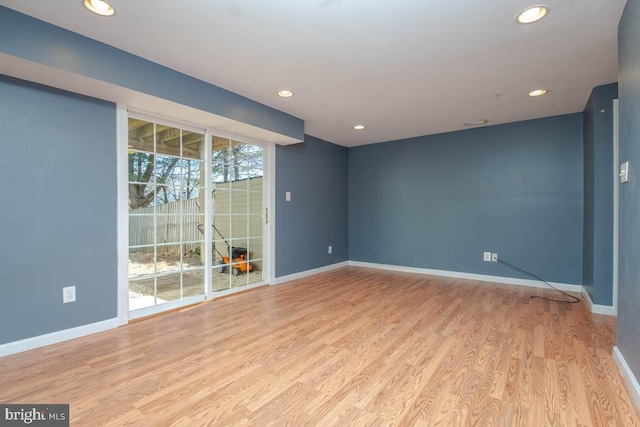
top-left (129, 198), bottom-right (203, 253)
top-left (129, 177), bottom-right (263, 258)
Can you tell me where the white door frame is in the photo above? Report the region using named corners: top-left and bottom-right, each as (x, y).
top-left (613, 98), bottom-right (619, 316)
top-left (265, 141), bottom-right (276, 285)
top-left (116, 104), bottom-right (129, 325)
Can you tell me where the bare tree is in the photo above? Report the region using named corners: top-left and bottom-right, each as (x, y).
top-left (128, 153), bottom-right (181, 209)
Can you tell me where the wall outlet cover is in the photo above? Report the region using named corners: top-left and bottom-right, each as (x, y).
top-left (483, 252), bottom-right (492, 262)
top-left (491, 253), bottom-right (498, 262)
top-left (63, 286), bottom-right (76, 304)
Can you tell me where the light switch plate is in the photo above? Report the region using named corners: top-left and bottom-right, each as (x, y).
top-left (621, 161), bottom-right (629, 184)
top-left (286, 191), bottom-right (291, 201)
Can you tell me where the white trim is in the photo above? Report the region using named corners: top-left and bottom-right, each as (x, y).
top-left (348, 261), bottom-right (584, 293)
top-left (272, 262), bottom-right (349, 285)
top-left (613, 99), bottom-right (619, 316)
top-left (266, 143), bottom-right (276, 284)
top-left (0, 318), bottom-right (121, 358)
top-left (613, 346), bottom-right (640, 410)
top-left (116, 104), bottom-right (130, 324)
top-left (581, 288), bottom-right (617, 316)
top-left (129, 294), bottom-right (206, 320)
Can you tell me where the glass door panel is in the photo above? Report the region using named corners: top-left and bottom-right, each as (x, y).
top-left (210, 138), bottom-right (264, 292)
top-left (128, 118), bottom-right (205, 312)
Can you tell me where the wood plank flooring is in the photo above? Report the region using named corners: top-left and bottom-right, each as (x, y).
top-left (1, 267), bottom-right (639, 426)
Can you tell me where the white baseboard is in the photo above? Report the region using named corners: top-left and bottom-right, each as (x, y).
top-left (348, 260), bottom-right (584, 293)
top-left (0, 318), bottom-right (123, 358)
top-left (581, 288), bottom-right (617, 316)
top-left (272, 261), bottom-right (349, 285)
top-left (613, 346), bottom-right (640, 410)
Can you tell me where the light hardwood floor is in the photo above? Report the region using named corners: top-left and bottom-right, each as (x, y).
top-left (1, 267), bottom-right (639, 426)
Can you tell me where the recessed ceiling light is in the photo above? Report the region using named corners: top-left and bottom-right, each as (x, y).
top-left (528, 89), bottom-right (548, 97)
top-left (354, 125), bottom-right (365, 130)
top-left (82, 0), bottom-right (116, 16)
top-left (517, 6), bottom-right (548, 24)
top-left (277, 90), bottom-right (294, 98)
top-left (463, 120), bottom-right (488, 126)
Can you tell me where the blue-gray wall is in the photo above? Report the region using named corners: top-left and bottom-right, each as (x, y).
top-left (617, 0), bottom-right (640, 387)
top-left (276, 135), bottom-right (348, 277)
top-left (0, 75), bottom-right (117, 345)
top-left (583, 83), bottom-right (618, 306)
top-left (0, 6), bottom-right (304, 142)
top-left (349, 114), bottom-right (584, 284)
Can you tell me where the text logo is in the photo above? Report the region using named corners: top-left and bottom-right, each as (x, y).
top-left (1, 404), bottom-right (69, 426)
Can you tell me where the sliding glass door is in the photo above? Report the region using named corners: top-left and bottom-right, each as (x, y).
top-left (126, 115), bottom-right (267, 315)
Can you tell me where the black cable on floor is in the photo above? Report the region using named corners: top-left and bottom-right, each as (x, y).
top-left (496, 258), bottom-right (580, 304)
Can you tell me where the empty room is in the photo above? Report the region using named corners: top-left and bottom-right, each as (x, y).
top-left (1, 0), bottom-right (640, 425)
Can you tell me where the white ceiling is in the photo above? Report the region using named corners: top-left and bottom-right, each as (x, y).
top-left (0, 0), bottom-right (626, 147)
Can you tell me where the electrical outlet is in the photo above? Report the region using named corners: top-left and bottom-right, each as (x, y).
top-left (286, 191), bottom-right (291, 201)
top-left (491, 253), bottom-right (498, 262)
top-left (63, 286), bottom-right (76, 303)
top-left (483, 252), bottom-right (492, 262)
top-left (328, 245), bottom-right (333, 254)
